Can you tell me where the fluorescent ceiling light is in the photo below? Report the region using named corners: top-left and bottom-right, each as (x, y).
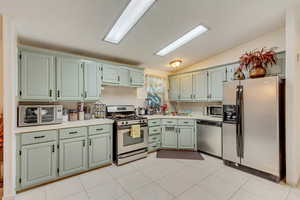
top-left (104, 0), bottom-right (156, 44)
top-left (156, 25), bottom-right (208, 56)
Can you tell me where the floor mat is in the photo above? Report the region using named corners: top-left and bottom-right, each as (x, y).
top-left (157, 150), bottom-right (204, 160)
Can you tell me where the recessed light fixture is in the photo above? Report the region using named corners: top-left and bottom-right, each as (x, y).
top-left (169, 59), bottom-right (183, 68)
top-left (156, 25), bottom-right (208, 56)
top-left (104, 0), bottom-right (156, 44)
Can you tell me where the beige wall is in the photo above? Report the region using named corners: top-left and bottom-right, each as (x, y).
top-left (285, 4), bottom-right (300, 186)
top-left (170, 27), bottom-right (286, 114)
top-left (174, 27), bottom-right (285, 74)
top-left (2, 15), bottom-right (18, 200)
top-left (0, 16), bottom-right (3, 113)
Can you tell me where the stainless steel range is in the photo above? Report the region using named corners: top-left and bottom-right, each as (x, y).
top-left (106, 105), bottom-right (148, 166)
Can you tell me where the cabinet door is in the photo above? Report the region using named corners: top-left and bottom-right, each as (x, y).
top-left (178, 126), bottom-right (195, 149)
top-left (169, 76), bottom-right (180, 101)
top-left (102, 63), bottom-right (119, 84)
top-left (19, 51), bottom-right (55, 101)
top-left (56, 57), bottom-right (84, 101)
top-left (21, 141), bottom-right (57, 188)
top-left (266, 52), bottom-right (285, 77)
top-left (161, 126), bottom-right (177, 148)
top-left (84, 61), bottom-right (101, 101)
top-left (130, 70), bottom-right (144, 86)
top-left (119, 67), bottom-right (130, 86)
top-left (179, 73), bottom-right (193, 101)
top-left (208, 67), bottom-right (226, 101)
top-left (226, 63), bottom-right (239, 82)
top-left (88, 134), bottom-right (111, 168)
top-left (193, 71), bottom-right (208, 101)
top-left (59, 137), bottom-right (87, 177)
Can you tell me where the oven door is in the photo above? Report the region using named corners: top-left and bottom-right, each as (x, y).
top-left (19, 106), bottom-right (40, 126)
top-left (117, 125), bottom-right (148, 154)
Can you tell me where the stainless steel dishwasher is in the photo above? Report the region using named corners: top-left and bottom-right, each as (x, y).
top-left (197, 120), bottom-right (222, 158)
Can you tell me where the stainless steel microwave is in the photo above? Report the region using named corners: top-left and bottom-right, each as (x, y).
top-left (18, 105), bottom-right (63, 127)
top-left (206, 106), bottom-right (223, 117)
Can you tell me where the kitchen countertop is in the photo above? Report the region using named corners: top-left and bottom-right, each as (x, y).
top-left (143, 114), bottom-right (223, 122)
top-left (15, 115), bottom-right (222, 134)
top-left (15, 118), bottom-right (115, 134)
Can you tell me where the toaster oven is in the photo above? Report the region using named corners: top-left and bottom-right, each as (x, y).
top-left (18, 105), bottom-right (63, 127)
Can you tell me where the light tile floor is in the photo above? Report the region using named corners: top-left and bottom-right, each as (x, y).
top-left (15, 152), bottom-right (300, 200)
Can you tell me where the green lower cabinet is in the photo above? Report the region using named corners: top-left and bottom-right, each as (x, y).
top-left (20, 141), bottom-right (57, 188)
top-left (88, 134), bottom-right (111, 169)
top-left (161, 126), bottom-right (178, 149)
top-left (177, 126), bottom-right (195, 149)
top-left (59, 137), bottom-right (88, 177)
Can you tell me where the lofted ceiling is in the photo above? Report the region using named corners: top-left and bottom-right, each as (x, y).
top-left (0, 0), bottom-right (296, 71)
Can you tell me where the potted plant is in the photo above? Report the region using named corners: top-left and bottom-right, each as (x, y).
top-left (239, 47), bottom-right (277, 78)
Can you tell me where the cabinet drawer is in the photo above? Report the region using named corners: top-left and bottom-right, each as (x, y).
top-left (148, 142), bottom-right (160, 152)
top-left (149, 135), bottom-right (161, 143)
top-left (148, 119), bottom-right (161, 127)
top-left (149, 127), bottom-right (161, 136)
top-left (178, 119), bottom-right (195, 126)
top-left (161, 119), bottom-right (177, 126)
top-left (59, 127), bottom-right (87, 139)
top-left (88, 124), bottom-right (110, 136)
top-left (21, 130), bottom-right (58, 145)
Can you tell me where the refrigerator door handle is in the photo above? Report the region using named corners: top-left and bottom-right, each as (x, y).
top-left (235, 86), bottom-right (241, 157)
top-left (238, 86), bottom-right (244, 158)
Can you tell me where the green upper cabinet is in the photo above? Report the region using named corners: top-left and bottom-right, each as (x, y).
top-left (56, 56), bottom-right (84, 101)
top-left (83, 61), bottom-right (101, 101)
top-left (208, 67), bottom-right (226, 101)
top-left (179, 73), bottom-right (193, 101)
top-left (102, 63), bottom-right (144, 87)
top-left (169, 75), bottom-right (180, 101)
top-left (20, 141), bottom-right (57, 188)
top-left (130, 69), bottom-right (145, 86)
top-left (119, 67), bottom-right (130, 86)
top-left (19, 50), bottom-right (55, 101)
top-left (192, 71), bottom-right (208, 101)
top-left (177, 126), bottom-right (195, 149)
top-left (266, 52), bottom-right (286, 77)
top-left (226, 63), bottom-right (240, 82)
top-left (102, 63), bottom-right (120, 85)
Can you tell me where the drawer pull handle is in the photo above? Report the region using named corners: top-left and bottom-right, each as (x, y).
top-left (167, 121), bottom-right (172, 123)
top-left (184, 122), bottom-right (189, 124)
top-left (152, 137), bottom-right (157, 140)
top-left (96, 128), bottom-right (103, 131)
top-left (69, 131), bottom-right (78, 135)
top-left (34, 136), bottom-right (45, 139)
top-left (152, 122), bottom-right (157, 124)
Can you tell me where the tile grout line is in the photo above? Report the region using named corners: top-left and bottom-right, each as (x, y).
top-left (78, 176), bottom-right (91, 200)
top-left (226, 175), bottom-right (252, 200)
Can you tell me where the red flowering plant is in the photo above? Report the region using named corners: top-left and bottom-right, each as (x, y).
top-left (239, 47), bottom-right (278, 71)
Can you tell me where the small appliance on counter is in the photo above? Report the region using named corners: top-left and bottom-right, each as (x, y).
top-left (18, 105), bottom-right (63, 127)
top-left (206, 106), bottom-right (223, 118)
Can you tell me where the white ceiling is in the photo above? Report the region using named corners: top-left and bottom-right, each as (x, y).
top-left (0, 0), bottom-right (296, 71)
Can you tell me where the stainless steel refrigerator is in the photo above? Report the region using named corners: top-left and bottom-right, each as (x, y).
top-left (222, 76), bottom-right (285, 182)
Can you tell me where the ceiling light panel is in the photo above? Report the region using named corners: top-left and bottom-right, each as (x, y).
top-left (104, 0), bottom-right (156, 44)
top-left (156, 25), bottom-right (208, 56)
